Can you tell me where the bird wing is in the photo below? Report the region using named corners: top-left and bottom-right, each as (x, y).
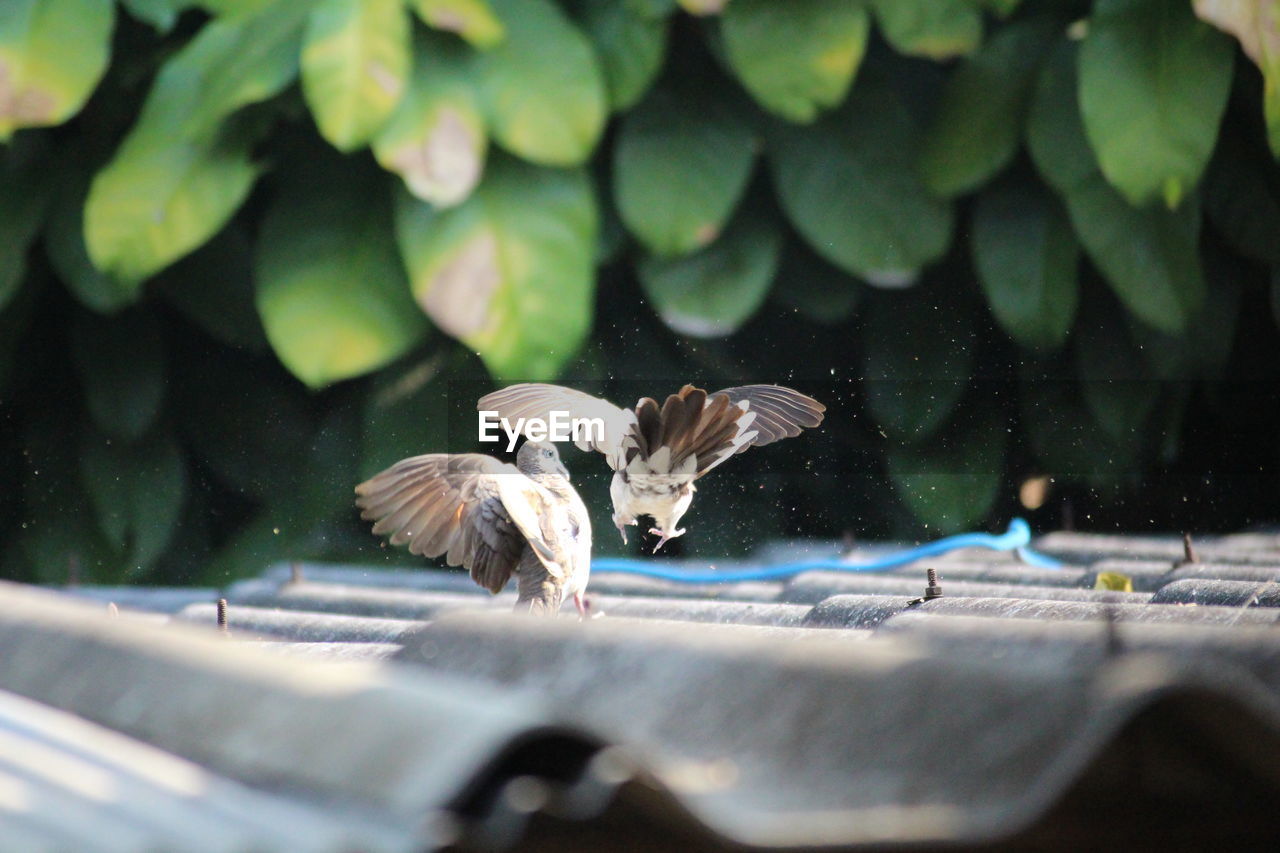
top-left (354, 453), bottom-right (564, 593)
top-left (477, 383), bottom-right (633, 463)
top-left (709, 385), bottom-right (826, 448)
top-left (626, 384), bottom-right (825, 480)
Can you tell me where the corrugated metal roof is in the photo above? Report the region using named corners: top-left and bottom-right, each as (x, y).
top-left (3, 531), bottom-right (1280, 850)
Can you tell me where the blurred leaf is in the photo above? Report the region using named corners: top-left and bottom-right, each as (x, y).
top-left (614, 84), bottom-right (755, 257)
top-left (473, 0), bottom-right (605, 166)
top-left (396, 155), bottom-right (597, 381)
top-left (44, 165), bottom-right (133, 313)
top-left (1193, 0), bottom-right (1280, 157)
top-left (885, 406), bottom-right (1005, 534)
top-left (1076, 304), bottom-right (1158, 444)
top-left (85, 3), bottom-right (309, 284)
top-left (677, 0), bottom-right (727, 15)
top-left (771, 239), bottom-right (863, 326)
top-left (121, 0), bottom-right (182, 32)
top-left (979, 0), bottom-right (1024, 17)
top-left (256, 160), bottom-right (428, 389)
top-left (81, 426), bottom-right (187, 574)
top-left (372, 29), bottom-right (486, 207)
top-left (574, 0), bottom-right (667, 111)
top-left (0, 265), bottom-right (42, 394)
top-left (158, 223), bottom-right (269, 352)
top-left (18, 412), bottom-right (123, 584)
top-left (972, 179), bottom-right (1079, 351)
top-left (410, 0), bottom-right (504, 49)
top-left (302, 0), bottom-right (410, 152)
top-left (1079, 0), bottom-right (1234, 208)
top-left (175, 350), bottom-right (316, 501)
top-left (721, 0), bottom-right (869, 124)
top-left (1127, 249), bottom-right (1242, 381)
top-left (0, 134), bottom-right (54, 310)
top-left (360, 351), bottom-right (453, 477)
top-left (0, 0), bottom-right (115, 140)
top-left (863, 290), bottom-right (975, 441)
top-left (872, 0), bottom-right (982, 61)
top-left (70, 307), bottom-right (165, 441)
top-left (638, 206), bottom-right (782, 338)
top-left (770, 73), bottom-right (953, 285)
top-left (1094, 571), bottom-right (1133, 591)
top-left (1028, 42), bottom-right (1205, 333)
top-left (918, 18), bottom-right (1059, 197)
top-left (1203, 129), bottom-right (1280, 264)
top-left (1022, 374), bottom-right (1138, 487)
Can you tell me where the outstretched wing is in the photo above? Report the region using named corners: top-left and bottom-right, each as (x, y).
top-left (477, 383), bottom-right (633, 463)
top-left (710, 385), bottom-right (826, 448)
top-left (354, 454), bottom-right (563, 594)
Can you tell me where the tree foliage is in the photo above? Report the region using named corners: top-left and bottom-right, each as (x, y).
top-left (0, 0), bottom-right (1278, 584)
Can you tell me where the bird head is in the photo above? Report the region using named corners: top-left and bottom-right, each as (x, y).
top-left (517, 440), bottom-right (569, 479)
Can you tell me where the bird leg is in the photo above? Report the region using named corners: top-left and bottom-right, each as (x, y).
top-left (574, 592), bottom-right (601, 620)
top-left (649, 527), bottom-right (686, 553)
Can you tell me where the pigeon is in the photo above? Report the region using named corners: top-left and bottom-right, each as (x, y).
top-left (354, 441), bottom-right (592, 616)
top-left (477, 384), bottom-right (825, 551)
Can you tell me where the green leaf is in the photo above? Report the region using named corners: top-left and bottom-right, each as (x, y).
top-left (158, 223), bottom-right (270, 352)
top-left (885, 406), bottom-right (1005, 534)
top-left (1192, 0), bottom-right (1280, 157)
top-left (70, 307), bottom-right (166, 441)
top-left (1028, 42), bottom-right (1205, 333)
top-left (1079, 0), bottom-right (1234, 208)
top-left (256, 160), bottom-right (428, 389)
top-left (770, 73), bottom-right (953, 285)
top-left (1203, 127), bottom-right (1280, 264)
top-left (81, 427), bottom-right (187, 574)
top-left (302, 0), bottom-right (410, 152)
top-left (872, 0), bottom-right (982, 61)
top-left (574, 0), bottom-right (667, 111)
top-left (473, 0), bottom-right (606, 166)
top-left (372, 30), bottom-right (486, 207)
top-left (121, 0), bottom-right (182, 32)
top-left (0, 0), bottom-right (115, 140)
top-left (44, 166), bottom-right (134, 313)
top-left (638, 206), bottom-right (782, 338)
top-left (862, 289), bottom-right (975, 442)
top-left (972, 179), bottom-right (1079, 351)
top-left (721, 0), bottom-right (869, 124)
top-left (85, 3), bottom-right (309, 285)
top-left (410, 0), bottom-right (505, 49)
top-left (1021, 371), bottom-right (1138, 487)
top-left (1075, 302), bottom-right (1158, 443)
top-left (360, 350), bottom-right (456, 478)
top-left (613, 84), bottom-right (755, 257)
top-left (771, 239), bottom-right (863, 326)
top-left (395, 155), bottom-right (597, 381)
top-left (918, 18), bottom-right (1059, 197)
top-left (677, 0), bottom-right (727, 15)
top-left (0, 134), bottom-right (54, 311)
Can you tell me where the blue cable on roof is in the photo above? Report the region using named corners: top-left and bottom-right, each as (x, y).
top-left (590, 517), bottom-right (1062, 582)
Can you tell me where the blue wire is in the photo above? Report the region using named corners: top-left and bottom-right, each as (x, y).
top-left (590, 517), bottom-right (1063, 582)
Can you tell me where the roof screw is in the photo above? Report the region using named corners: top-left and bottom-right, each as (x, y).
top-left (106, 602), bottom-right (119, 619)
top-left (924, 567), bottom-right (943, 601)
top-left (289, 561), bottom-right (304, 585)
top-left (1181, 532), bottom-right (1200, 565)
top-left (216, 598), bottom-right (229, 635)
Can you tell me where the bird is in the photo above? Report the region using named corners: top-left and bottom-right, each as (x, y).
top-left (477, 383), bottom-right (825, 551)
top-left (354, 441), bottom-right (592, 616)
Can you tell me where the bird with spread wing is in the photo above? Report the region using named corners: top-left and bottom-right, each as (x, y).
top-left (477, 384), bottom-right (825, 551)
top-left (355, 441), bottom-right (591, 616)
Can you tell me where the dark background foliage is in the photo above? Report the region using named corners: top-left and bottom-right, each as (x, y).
top-left (0, 0), bottom-right (1277, 587)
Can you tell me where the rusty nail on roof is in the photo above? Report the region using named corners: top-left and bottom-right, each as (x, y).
top-left (106, 602), bottom-right (119, 619)
top-left (1182, 532), bottom-right (1200, 565)
top-left (217, 598), bottom-right (229, 635)
top-left (290, 561), bottom-right (304, 585)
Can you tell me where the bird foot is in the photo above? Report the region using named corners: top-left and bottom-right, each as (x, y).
top-left (649, 527), bottom-right (686, 553)
top-left (574, 593), bottom-right (602, 621)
